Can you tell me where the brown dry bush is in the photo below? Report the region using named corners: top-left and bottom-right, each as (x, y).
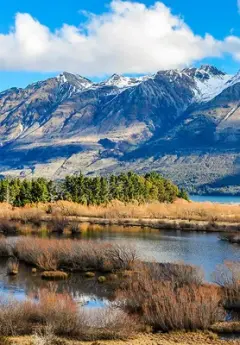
top-left (80, 308), bottom-right (140, 340)
top-left (13, 238), bottom-right (137, 272)
top-left (141, 262), bottom-right (204, 286)
top-left (0, 291), bottom-right (138, 340)
top-left (118, 262), bottom-right (224, 331)
top-left (0, 220), bottom-right (20, 234)
top-left (6, 257), bottom-right (19, 275)
top-left (50, 216), bottom-right (69, 233)
top-left (214, 261), bottom-right (240, 312)
top-left (0, 239), bottom-right (12, 257)
top-left (0, 300), bottom-right (36, 336)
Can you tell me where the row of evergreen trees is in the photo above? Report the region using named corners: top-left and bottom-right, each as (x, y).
top-left (0, 172), bottom-right (188, 207)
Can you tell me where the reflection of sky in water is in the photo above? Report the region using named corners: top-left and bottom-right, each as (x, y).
top-left (82, 298), bottom-right (108, 309)
top-left (0, 283), bottom-right (108, 308)
top-left (84, 230), bottom-right (240, 281)
top-left (0, 230), bottom-right (239, 304)
top-left (0, 283), bottom-right (27, 302)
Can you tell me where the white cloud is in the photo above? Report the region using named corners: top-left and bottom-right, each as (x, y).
top-left (0, 0), bottom-right (238, 75)
top-left (238, 0), bottom-right (240, 13)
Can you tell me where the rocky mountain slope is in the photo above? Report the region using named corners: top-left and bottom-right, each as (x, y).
top-left (1, 65), bottom-right (240, 194)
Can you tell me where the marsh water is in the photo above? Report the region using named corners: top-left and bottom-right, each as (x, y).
top-left (0, 228), bottom-right (239, 308)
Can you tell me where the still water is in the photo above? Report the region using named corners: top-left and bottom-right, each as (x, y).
top-left (191, 194), bottom-right (240, 204)
top-left (0, 229), bottom-right (239, 305)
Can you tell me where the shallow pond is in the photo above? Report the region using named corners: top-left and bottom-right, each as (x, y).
top-left (0, 228), bottom-right (239, 306)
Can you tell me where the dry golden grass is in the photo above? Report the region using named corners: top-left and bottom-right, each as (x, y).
top-left (41, 271), bottom-right (68, 280)
top-left (7, 331), bottom-right (240, 345)
top-left (43, 199), bottom-right (240, 222)
top-left (1, 200), bottom-right (240, 234)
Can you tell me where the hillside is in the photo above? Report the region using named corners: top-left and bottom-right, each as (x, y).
top-left (1, 65), bottom-right (240, 194)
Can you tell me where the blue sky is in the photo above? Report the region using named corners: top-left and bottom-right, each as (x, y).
top-left (0, 0), bottom-right (240, 91)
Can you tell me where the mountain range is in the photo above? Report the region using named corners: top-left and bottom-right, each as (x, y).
top-left (1, 64), bottom-right (240, 194)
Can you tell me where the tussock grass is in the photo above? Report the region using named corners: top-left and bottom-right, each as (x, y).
top-left (41, 271), bottom-right (68, 280)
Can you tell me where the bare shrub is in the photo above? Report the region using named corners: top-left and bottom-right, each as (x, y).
top-left (118, 263), bottom-right (224, 331)
top-left (214, 261), bottom-right (240, 311)
top-left (14, 238), bottom-right (137, 272)
top-left (15, 238), bottom-right (58, 271)
top-left (0, 238), bottom-right (12, 257)
top-left (80, 308), bottom-right (140, 340)
top-left (7, 257), bottom-right (19, 275)
top-left (0, 291), bottom-right (138, 340)
top-left (142, 262), bottom-right (204, 286)
top-left (106, 244), bottom-right (138, 271)
top-left (0, 300), bottom-right (35, 336)
top-left (0, 220), bottom-right (19, 234)
top-left (51, 216), bottom-right (68, 233)
top-left (69, 222), bottom-right (82, 233)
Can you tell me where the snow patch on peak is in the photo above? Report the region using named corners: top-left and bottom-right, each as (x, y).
top-left (198, 65), bottom-right (225, 77)
top-left (103, 74), bottom-right (152, 89)
top-left (226, 70), bottom-right (240, 87)
top-left (193, 71), bottom-right (232, 103)
top-left (57, 72), bottom-right (93, 90)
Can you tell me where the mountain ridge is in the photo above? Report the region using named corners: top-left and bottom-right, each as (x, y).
top-left (1, 64), bottom-right (240, 194)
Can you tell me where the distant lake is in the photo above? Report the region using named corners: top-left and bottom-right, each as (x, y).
top-left (190, 195), bottom-right (240, 204)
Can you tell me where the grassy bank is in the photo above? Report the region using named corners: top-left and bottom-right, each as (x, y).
top-left (1, 200), bottom-right (240, 234)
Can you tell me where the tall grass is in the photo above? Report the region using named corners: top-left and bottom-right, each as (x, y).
top-left (2, 200), bottom-right (240, 225)
top-left (44, 199), bottom-right (240, 223)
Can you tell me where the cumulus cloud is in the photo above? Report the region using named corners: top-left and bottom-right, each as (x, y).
top-left (0, 0), bottom-right (239, 75)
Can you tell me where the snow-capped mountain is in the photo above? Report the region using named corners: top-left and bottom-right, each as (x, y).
top-left (1, 64), bottom-right (240, 193)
